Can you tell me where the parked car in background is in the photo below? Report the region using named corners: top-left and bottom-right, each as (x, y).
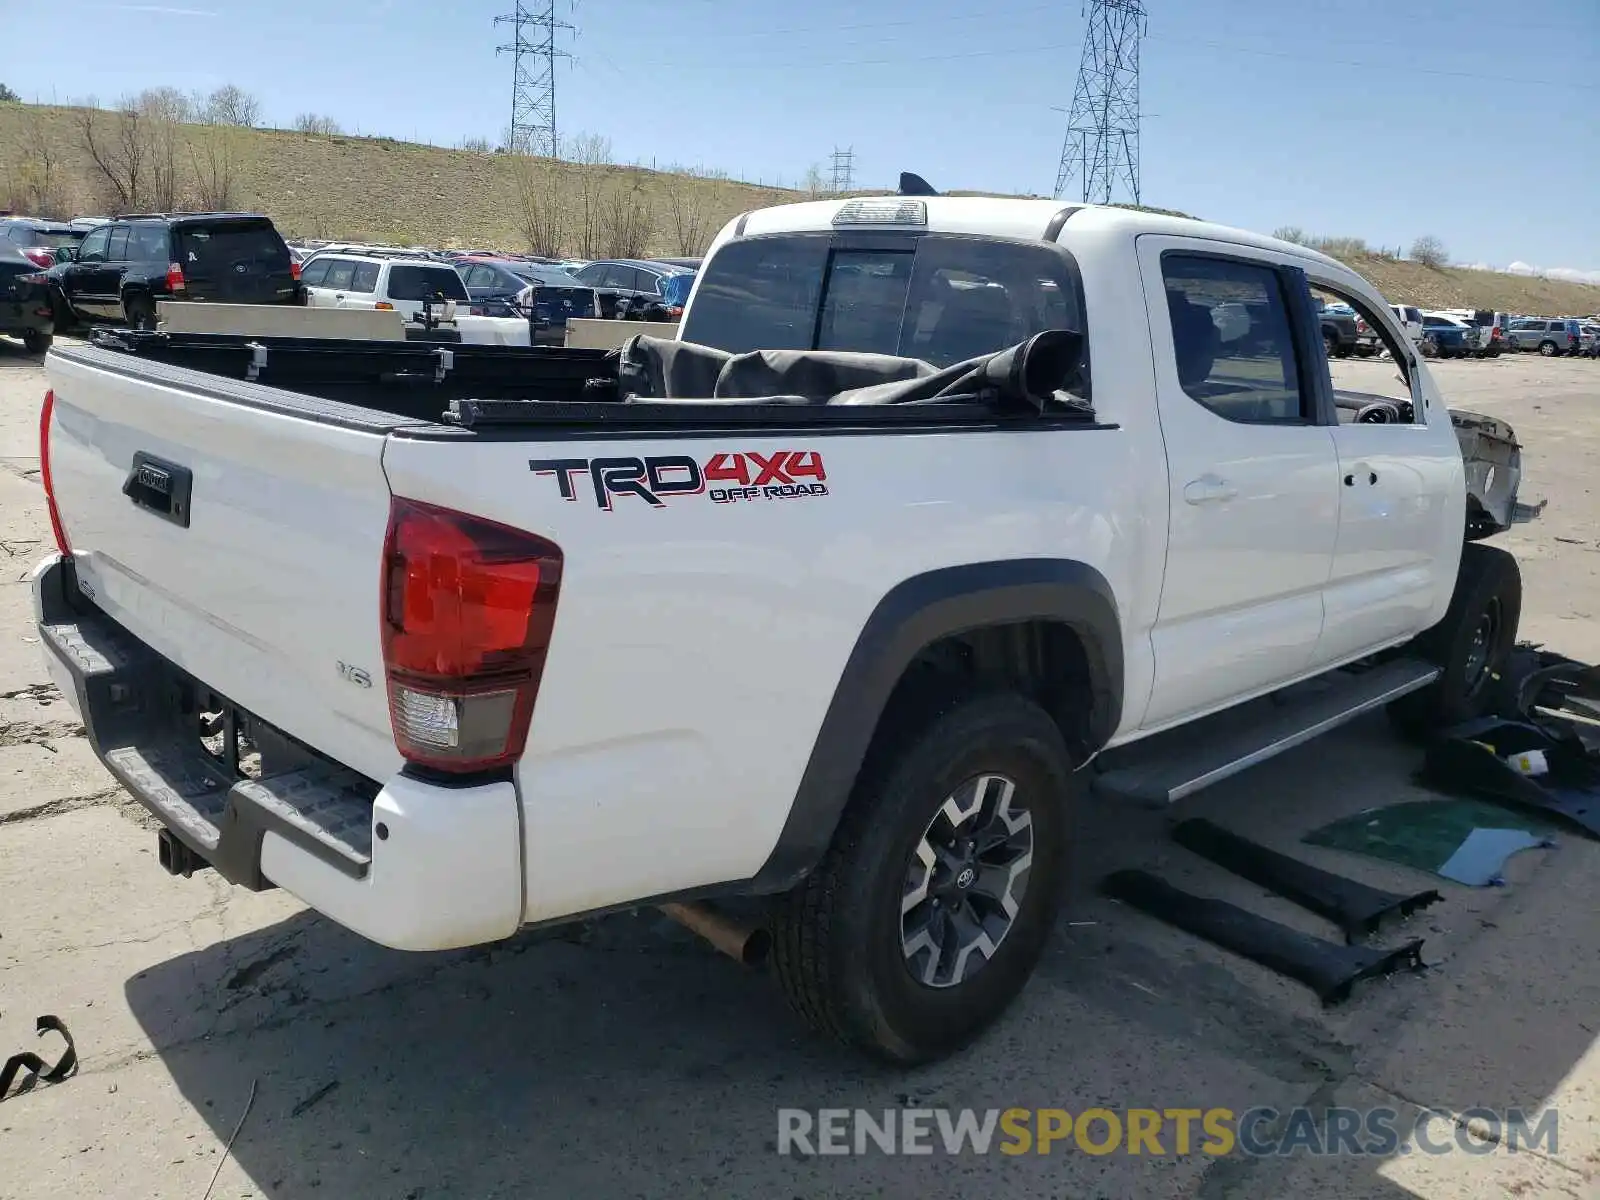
top-left (453, 256), bottom-right (599, 342)
top-left (1579, 322), bottom-right (1599, 357)
top-left (300, 250), bottom-right (470, 322)
top-left (1439, 309), bottom-right (1508, 357)
top-left (1419, 312), bottom-right (1477, 358)
top-left (1506, 317), bottom-right (1582, 356)
top-left (657, 270), bottom-right (696, 319)
top-left (1, 218), bottom-right (88, 269)
top-left (1315, 298), bottom-right (1377, 358)
top-left (0, 243), bottom-right (56, 353)
top-left (47, 212), bottom-right (304, 331)
top-left (1389, 304), bottom-right (1424, 344)
top-left (568, 258), bottom-right (695, 319)
top-left (653, 257), bottom-right (702, 270)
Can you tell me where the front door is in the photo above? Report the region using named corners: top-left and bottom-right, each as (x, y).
top-left (1307, 277), bottom-right (1464, 662)
top-left (1136, 237), bottom-right (1341, 731)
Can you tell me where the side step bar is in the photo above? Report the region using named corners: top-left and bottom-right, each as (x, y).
top-left (1094, 659), bottom-right (1440, 805)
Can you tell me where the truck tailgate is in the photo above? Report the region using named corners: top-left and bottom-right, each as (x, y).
top-left (44, 347), bottom-right (403, 782)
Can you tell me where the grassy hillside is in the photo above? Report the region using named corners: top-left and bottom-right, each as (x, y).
top-left (4, 101), bottom-right (1596, 315)
top-left (0, 102), bottom-right (792, 254)
top-left (1339, 255), bottom-right (1599, 318)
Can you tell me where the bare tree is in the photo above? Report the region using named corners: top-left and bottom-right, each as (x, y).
top-left (458, 135), bottom-right (493, 154)
top-left (3, 120), bottom-right (67, 216)
top-left (139, 86), bottom-right (193, 124)
top-left (0, 83), bottom-right (20, 103)
top-left (198, 85), bottom-right (261, 128)
top-left (1410, 235), bottom-right (1448, 269)
top-left (802, 163), bottom-right (827, 199)
top-left (1272, 225), bottom-right (1307, 245)
top-left (80, 101), bottom-right (146, 212)
top-left (511, 154), bottom-right (565, 256)
top-left (662, 166), bottom-right (718, 256)
top-left (188, 125), bottom-right (240, 210)
top-left (293, 113), bottom-right (342, 136)
top-left (597, 179), bottom-right (653, 259)
top-left (563, 132), bottom-right (613, 259)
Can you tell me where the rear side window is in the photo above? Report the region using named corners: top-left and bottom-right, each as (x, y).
top-left (683, 234), bottom-right (1083, 369)
top-left (300, 258), bottom-right (332, 287)
top-left (176, 222), bottom-right (290, 274)
top-left (1161, 253), bottom-right (1309, 425)
top-left (387, 265), bottom-right (470, 302)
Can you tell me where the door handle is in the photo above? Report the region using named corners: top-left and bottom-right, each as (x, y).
top-left (1344, 463), bottom-right (1379, 487)
top-left (1183, 475), bottom-right (1237, 505)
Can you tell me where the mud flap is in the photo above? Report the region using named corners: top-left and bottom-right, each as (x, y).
top-left (1422, 718), bottom-right (1600, 840)
top-left (1101, 870), bottom-right (1427, 1006)
top-left (1172, 819), bottom-right (1442, 943)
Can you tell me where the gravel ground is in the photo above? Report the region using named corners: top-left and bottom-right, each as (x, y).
top-left (1, 339), bottom-right (1598, 1200)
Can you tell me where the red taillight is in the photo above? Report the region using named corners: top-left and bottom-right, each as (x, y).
top-left (166, 262), bottom-right (186, 292)
top-left (40, 390), bottom-right (70, 556)
top-left (22, 248), bottom-right (53, 268)
top-left (290, 260), bottom-right (302, 281)
top-left (381, 498), bottom-right (562, 774)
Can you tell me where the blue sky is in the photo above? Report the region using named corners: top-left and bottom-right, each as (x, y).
top-left (8, 0), bottom-right (1598, 274)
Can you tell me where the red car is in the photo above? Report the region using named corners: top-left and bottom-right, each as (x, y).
top-left (0, 218), bottom-right (87, 269)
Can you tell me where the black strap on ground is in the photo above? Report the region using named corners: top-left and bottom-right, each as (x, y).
top-left (0, 1016), bottom-right (78, 1102)
top-left (1101, 870), bottom-right (1426, 1006)
top-left (1171, 818), bottom-right (1442, 944)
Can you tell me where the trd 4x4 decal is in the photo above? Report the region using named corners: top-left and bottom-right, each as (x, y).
top-left (530, 451), bottom-right (829, 510)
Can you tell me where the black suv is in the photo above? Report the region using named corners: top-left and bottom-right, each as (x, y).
top-left (48, 212), bottom-right (304, 331)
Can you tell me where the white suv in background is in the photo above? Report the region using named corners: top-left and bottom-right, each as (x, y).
top-left (1389, 304), bottom-right (1424, 343)
top-left (300, 252), bottom-right (471, 322)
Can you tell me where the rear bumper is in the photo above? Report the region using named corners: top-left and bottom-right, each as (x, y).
top-left (31, 554), bottom-right (524, 952)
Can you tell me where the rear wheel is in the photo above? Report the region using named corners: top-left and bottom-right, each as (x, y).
top-left (123, 293), bottom-right (157, 331)
top-left (21, 329), bottom-right (51, 355)
top-left (1389, 543), bottom-right (1522, 739)
top-left (1420, 338), bottom-right (1439, 359)
top-left (769, 692), bottom-right (1076, 1065)
top-left (1538, 340), bottom-right (1558, 357)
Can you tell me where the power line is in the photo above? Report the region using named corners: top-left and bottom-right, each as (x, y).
top-left (1055, 0), bottom-right (1147, 206)
top-left (495, 0), bottom-right (574, 157)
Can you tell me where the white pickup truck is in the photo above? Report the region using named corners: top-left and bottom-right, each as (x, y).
top-left (32, 197), bottom-right (1526, 1065)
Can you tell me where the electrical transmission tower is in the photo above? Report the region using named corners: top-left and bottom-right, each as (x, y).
top-left (495, 0), bottom-right (573, 157)
top-left (1053, 0), bottom-right (1147, 205)
top-left (830, 147), bottom-right (855, 194)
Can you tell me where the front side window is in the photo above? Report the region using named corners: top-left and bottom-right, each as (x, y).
top-left (1160, 253), bottom-right (1308, 425)
top-left (77, 227), bottom-right (111, 263)
top-left (322, 259), bottom-right (357, 290)
top-left (350, 262), bottom-right (380, 293)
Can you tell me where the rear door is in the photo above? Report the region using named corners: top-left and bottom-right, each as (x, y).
top-left (45, 346), bottom-right (405, 781)
top-left (1135, 238), bottom-right (1341, 730)
top-left (174, 219), bottom-right (299, 305)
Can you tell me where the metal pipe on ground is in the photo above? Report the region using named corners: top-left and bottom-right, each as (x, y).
top-left (658, 902), bottom-right (771, 967)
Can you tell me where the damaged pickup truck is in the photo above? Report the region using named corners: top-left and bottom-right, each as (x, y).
top-left (32, 196), bottom-right (1528, 1064)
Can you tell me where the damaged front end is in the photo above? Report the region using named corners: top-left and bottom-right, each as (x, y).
top-left (1452, 408), bottom-right (1522, 540)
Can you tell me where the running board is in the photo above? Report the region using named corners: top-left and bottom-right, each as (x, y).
top-left (1094, 659), bottom-right (1441, 805)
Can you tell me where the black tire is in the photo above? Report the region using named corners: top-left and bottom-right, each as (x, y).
top-left (1538, 340), bottom-right (1557, 357)
top-left (1420, 338), bottom-right (1439, 359)
top-left (123, 293), bottom-right (157, 331)
top-left (1323, 331), bottom-right (1338, 360)
top-left (21, 329), bottom-right (52, 355)
top-left (1389, 543), bottom-right (1522, 739)
top-left (769, 692), bottom-right (1076, 1065)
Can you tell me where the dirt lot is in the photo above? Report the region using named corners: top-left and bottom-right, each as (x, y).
top-left (1, 342), bottom-right (1598, 1200)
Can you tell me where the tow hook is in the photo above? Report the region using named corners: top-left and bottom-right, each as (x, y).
top-left (156, 830), bottom-right (211, 879)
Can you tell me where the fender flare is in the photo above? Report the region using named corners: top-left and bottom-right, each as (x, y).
top-left (748, 558), bottom-right (1123, 892)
